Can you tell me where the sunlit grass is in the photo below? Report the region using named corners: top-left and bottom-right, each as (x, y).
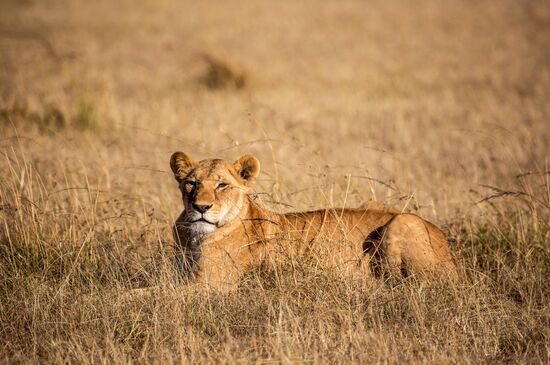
top-left (1, 0), bottom-right (549, 363)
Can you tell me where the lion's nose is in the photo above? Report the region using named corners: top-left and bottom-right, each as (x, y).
top-left (192, 203), bottom-right (212, 213)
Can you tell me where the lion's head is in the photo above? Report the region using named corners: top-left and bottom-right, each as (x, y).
top-left (170, 152), bottom-right (260, 234)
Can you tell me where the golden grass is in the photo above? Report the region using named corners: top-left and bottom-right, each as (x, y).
top-left (1, 0), bottom-right (549, 363)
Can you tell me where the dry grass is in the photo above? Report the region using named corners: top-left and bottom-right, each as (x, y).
top-left (1, 0), bottom-right (549, 363)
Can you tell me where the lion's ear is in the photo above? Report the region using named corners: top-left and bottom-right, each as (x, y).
top-left (234, 155), bottom-right (260, 187)
top-left (170, 152), bottom-right (196, 182)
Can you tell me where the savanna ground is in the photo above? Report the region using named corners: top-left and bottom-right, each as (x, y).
top-left (1, 0), bottom-right (549, 363)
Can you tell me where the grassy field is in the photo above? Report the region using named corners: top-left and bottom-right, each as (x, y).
top-left (1, 0), bottom-right (549, 363)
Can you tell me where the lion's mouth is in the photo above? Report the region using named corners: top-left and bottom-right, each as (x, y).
top-left (192, 217), bottom-right (217, 226)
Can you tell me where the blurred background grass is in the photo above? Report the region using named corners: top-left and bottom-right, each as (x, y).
top-left (0, 0), bottom-right (549, 363)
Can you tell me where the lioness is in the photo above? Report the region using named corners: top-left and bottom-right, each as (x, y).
top-left (171, 152), bottom-right (458, 290)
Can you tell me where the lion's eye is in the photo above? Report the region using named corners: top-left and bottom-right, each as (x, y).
top-left (183, 180), bottom-right (197, 192)
top-left (217, 182), bottom-right (229, 190)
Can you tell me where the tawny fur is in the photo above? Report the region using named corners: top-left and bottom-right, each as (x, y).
top-left (171, 152), bottom-right (458, 290)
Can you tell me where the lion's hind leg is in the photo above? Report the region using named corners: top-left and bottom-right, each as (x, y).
top-left (368, 214), bottom-right (458, 279)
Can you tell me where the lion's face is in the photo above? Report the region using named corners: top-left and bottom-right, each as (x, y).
top-left (170, 152), bottom-right (260, 235)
